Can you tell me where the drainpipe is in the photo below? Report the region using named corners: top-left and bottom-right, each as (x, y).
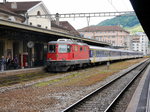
top-left (25, 13), bottom-right (29, 24)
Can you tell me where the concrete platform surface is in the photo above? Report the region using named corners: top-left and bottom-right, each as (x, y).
top-left (0, 67), bottom-right (44, 78)
top-left (126, 64), bottom-right (150, 112)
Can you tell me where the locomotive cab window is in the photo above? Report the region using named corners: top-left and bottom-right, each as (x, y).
top-left (58, 44), bottom-right (71, 53)
top-left (48, 45), bottom-right (56, 53)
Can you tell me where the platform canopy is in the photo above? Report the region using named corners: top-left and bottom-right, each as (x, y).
top-left (0, 19), bottom-right (111, 47)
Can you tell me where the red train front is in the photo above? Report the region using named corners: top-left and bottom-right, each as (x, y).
top-left (46, 39), bottom-right (90, 71)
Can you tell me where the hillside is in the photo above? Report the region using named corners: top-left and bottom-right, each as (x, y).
top-left (97, 14), bottom-right (141, 28)
top-left (125, 24), bottom-right (144, 34)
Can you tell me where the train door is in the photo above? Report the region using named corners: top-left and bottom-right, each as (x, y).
top-left (43, 44), bottom-right (48, 65)
top-left (93, 50), bottom-right (96, 63)
top-left (73, 45), bottom-right (79, 60)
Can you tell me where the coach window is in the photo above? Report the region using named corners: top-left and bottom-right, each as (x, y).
top-left (49, 45), bottom-right (56, 53)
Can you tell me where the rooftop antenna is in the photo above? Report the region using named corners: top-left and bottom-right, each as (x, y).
top-left (55, 13), bottom-right (60, 25)
top-left (3, 0), bottom-right (6, 4)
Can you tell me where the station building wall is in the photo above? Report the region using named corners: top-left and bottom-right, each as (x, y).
top-left (0, 37), bottom-right (47, 68)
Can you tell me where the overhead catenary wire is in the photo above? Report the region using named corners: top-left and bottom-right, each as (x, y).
top-left (107, 0), bottom-right (118, 12)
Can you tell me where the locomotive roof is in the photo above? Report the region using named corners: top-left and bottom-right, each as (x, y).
top-left (48, 40), bottom-right (88, 46)
top-left (48, 40), bottom-right (142, 54)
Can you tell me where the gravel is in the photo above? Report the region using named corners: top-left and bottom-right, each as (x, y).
top-left (0, 59), bottom-right (146, 112)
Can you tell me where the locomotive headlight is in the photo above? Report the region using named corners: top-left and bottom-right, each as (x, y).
top-left (49, 58), bottom-right (51, 61)
top-left (62, 58), bottom-right (66, 61)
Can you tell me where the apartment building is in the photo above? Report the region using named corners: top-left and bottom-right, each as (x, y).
top-left (78, 26), bottom-right (130, 48)
top-left (132, 32), bottom-right (150, 55)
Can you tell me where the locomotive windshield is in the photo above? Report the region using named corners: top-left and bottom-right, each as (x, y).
top-left (58, 44), bottom-right (71, 53)
top-left (48, 45), bottom-right (56, 53)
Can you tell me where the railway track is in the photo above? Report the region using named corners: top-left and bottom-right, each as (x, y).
top-left (62, 59), bottom-right (150, 112)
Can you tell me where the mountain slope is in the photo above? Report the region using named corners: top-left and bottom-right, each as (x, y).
top-left (125, 24), bottom-right (144, 34)
top-left (97, 14), bottom-right (140, 28)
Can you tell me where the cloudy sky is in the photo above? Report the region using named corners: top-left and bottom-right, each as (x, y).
top-left (1, 0), bottom-right (134, 29)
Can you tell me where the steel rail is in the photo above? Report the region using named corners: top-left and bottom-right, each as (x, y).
top-left (62, 59), bottom-right (149, 112)
top-left (104, 59), bottom-right (150, 112)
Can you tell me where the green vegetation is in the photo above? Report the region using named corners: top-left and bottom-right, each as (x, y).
top-left (34, 73), bottom-right (81, 87)
top-left (125, 24), bottom-right (144, 34)
top-left (96, 13), bottom-right (144, 34)
top-left (97, 14), bottom-right (140, 28)
top-left (0, 72), bottom-right (52, 87)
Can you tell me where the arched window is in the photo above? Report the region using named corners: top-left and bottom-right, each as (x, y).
top-left (37, 11), bottom-right (41, 16)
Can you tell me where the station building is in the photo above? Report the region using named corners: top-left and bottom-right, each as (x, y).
top-left (0, 1), bottom-right (51, 68)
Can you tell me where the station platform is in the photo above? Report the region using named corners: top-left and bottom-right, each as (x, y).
top-left (0, 67), bottom-right (44, 78)
top-left (126, 64), bottom-right (150, 112)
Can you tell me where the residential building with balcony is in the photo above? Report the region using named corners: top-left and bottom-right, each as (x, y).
top-left (78, 26), bottom-right (130, 49)
top-left (132, 32), bottom-right (150, 55)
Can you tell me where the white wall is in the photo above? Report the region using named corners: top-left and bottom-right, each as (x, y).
top-left (27, 3), bottom-right (51, 29)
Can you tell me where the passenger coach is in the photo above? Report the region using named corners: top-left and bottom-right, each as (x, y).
top-left (89, 46), bottom-right (143, 63)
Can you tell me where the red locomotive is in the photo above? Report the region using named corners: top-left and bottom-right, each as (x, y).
top-left (46, 39), bottom-right (90, 71)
